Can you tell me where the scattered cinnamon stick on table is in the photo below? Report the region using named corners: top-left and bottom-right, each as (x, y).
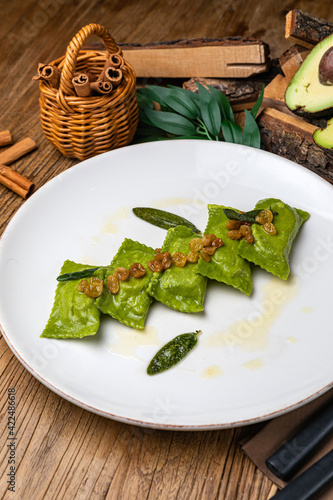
top-left (0, 130), bottom-right (13, 147)
top-left (0, 137), bottom-right (37, 166)
top-left (0, 165), bottom-right (34, 199)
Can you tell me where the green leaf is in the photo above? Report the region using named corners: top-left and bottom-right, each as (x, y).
top-left (196, 83), bottom-right (221, 137)
top-left (250, 84), bottom-right (265, 119)
top-left (147, 331), bottom-right (200, 375)
top-left (207, 85), bottom-right (234, 121)
top-left (136, 90), bottom-right (154, 109)
top-left (57, 267), bottom-right (100, 282)
top-left (223, 208), bottom-right (262, 223)
top-left (221, 120), bottom-right (243, 145)
top-left (242, 110), bottom-right (261, 148)
top-left (144, 85), bottom-right (172, 105)
top-left (163, 88), bottom-right (198, 119)
top-left (132, 207), bottom-right (201, 233)
top-left (144, 108), bottom-right (196, 136)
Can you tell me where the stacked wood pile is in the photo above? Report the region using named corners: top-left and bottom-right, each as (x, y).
top-left (183, 10), bottom-right (333, 183)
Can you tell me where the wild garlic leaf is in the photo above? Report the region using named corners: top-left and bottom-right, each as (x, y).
top-left (250, 84), bottom-right (265, 119)
top-left (221, 120), bottom-right (243, 145)
top-left (163, 88), bottom-right (198, 119)
top-left (243, 110), bottom-right (261, 148)
top-left (207, 85), bottom-right (234, 122)
top-left (196, 83), bottom-right (221, 137)
top-left (144, 108), bottom-right (197, 136)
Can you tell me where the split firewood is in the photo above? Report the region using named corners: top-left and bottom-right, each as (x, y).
top-left (285, 9), bottom-right (333, 49)
top-left (258, 108), bottom-right (333, 183)
top-left (279, 45), bottom-right (310, 80)
top-left (87, 38), bottom-right (270, 79)
top-left (261, 74), bottom-right (295, 116)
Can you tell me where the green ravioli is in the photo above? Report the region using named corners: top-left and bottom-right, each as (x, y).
top-left (238, 198), bottom-right (309, 279)
top-left (196, 204), bottom-right (252, 295)
top-left (95, 239), bottom-right (155, 329)
top-left (41, 260), bottom-right (102, 339)
top-left (147, 226), bottom-right (207, 312)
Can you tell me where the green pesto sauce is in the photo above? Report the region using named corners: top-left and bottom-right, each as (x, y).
top-left (196, 204), bottom-right (252, 295)
top-left (147, 226), bottom-right (207, 313)
top-left (41, 260), bottom-right (102, 339)
top-left (238, 198), bottom-right (310, 279)
top-left (95, 239), bottom-right (155, 329)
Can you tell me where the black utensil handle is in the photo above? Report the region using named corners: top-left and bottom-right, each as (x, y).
top-left (266, 398), bottom-right (333, 480)
top-left (270, 449), bottom-right (333, 500)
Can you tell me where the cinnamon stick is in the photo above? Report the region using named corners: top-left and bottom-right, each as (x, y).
top-left (0, 130), bottom-right (13, 147)
top-left (0, 137), bottom-right (37, 166)
top-left (90, 81), bottom-right (113, 96)
top-left (33, 63), bottom-right (61, 86)
top-left (0, 165), bottom-right (34, 198)
top-left (72, 74), bottom-right (91, 97)
top-left (285, 9), bottom-right (333, 48)
top-left (104, 67), bottom-right (123, 88)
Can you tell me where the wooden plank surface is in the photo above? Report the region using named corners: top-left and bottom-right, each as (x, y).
top-left (1, 1), bottom-right (333, 499)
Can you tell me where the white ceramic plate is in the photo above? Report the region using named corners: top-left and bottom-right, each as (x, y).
top-left (1, 140), bottom-right (332, 430)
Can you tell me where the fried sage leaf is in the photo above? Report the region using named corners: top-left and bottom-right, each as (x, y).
top-left (57, 267), bottom-right (100, 282)
top-left (223, 208), bottom-right (263, 224)
top-left (133, 207), bottom-right (201, 233)
top-left (147, 330), bottom-right (200, 375)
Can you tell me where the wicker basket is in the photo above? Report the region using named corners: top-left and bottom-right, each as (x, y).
top-left (38, 24), bottom-right (139, 160)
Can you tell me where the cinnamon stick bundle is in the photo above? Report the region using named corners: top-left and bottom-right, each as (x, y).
top-left (0, 165), bottom-right (34, 199)
top-left (0, 130), bottom-right (13, 147)
top-left (0, 137), bottom-right (37, 166)
top-left (98, 53), bottom-right (124, 81)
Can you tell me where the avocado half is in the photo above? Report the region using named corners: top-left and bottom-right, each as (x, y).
top-left (285, 33), bottom-right (333, 117)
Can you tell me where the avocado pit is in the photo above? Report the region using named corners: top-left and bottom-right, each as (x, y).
top-left (319, 46), bottom-right (333, 85)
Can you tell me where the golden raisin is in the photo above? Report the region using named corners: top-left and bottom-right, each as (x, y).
top-left (154, 251), bottom-right (171, 261)
top-left (189, 237), bottom-right (203, 252)
top-left (225, 220), bottom-right (241, 230)
top-left (255, 209), bottom-right (273, 225)
top-left (114, 267), bottom-right (129, 281)
top-left (187, 251), bottom-right (199, 263)
top-left (107, 274), bottom-right (119, 294)
top-left (155, 248), bottom-right (162, 254)
top-left (200, 252), bottom-right (210, 262)
top-left (161, 255), bottom-right (172, 270)
top-left (240, 224), bottom-right (251, 236)
top-left (244, 233), bottom-right (254, 244)
top-left (129, 263), bottom-right (146, 278)
top-left (201, 234), bottom-right (216, 247)
top-left (212, 238), bottom-right (223, 248)
top-left (172, 252), bottom-right (187, 267)
top-left (263, 222), bottom-right (277, 235)
top-left (84, 277), bottom-right (104, 298)
top-left (202, 246), bottom-right (216, 256)
top-left (228, 229), bottom-right (242, 240)
top-left (148, 259), bottom-right (164, 272)
top-left (78, 279), bottom-right (88, 292)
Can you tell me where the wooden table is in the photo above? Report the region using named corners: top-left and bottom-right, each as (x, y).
top-left (1, 1), bottom-right (332, 498)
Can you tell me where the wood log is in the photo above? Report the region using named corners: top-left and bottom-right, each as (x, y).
top-left (182, 60), bottom-right (280, 111)
top-left (87, 38), bottom-right (270, 78)
top-left (259, 108), bottom-right (333, 183)
top-left (285, 9), bottom-right (333, 48)
top-left (261, 74), bottom-right (291, 115)
top-left (279, 45), bottom-right (309, 80)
